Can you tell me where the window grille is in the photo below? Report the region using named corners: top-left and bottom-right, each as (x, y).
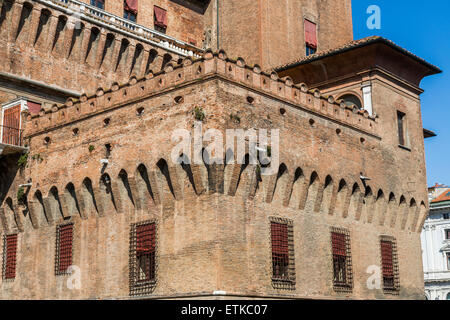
top-left (130, 220), bottom-right (157, 296)
top-left (331, 227), bottom-right (353, 292)
top-left (2, 234), bottom-right (18, 280)
top-left (380, 236), bottom-right (400, 294)
top-left (269, 217), bottom-right (295, 290)
top-left (55, 223), bottom-right (73, 275)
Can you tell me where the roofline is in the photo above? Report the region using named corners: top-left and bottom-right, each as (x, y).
top-left (424, 128), bottom-right (437, 138)
top-left (275, 37), bottom-right (442, 75)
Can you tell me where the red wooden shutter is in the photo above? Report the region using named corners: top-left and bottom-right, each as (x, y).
top-left (136, 223), bottom-right (156, 254)
top-left (381, 241), bottom-right (394, 277)
top-left (154, 6), bottom-right (167, 28)
top-left (4, 234), bottom-right (18, 280)
top-left (58, 224), bottom-right (73, 273)
top-left (27, 101), bottom-right (42, 115)
top-left (271, 223), bottom-right (289, 257)
top-left (124, 0), bottom-right (138, 14)
top-left (304, 20), bottom-right (317, 49)
top-left (331, 232), bottom-right (347, 256)
top-left (2, 105), bottom-right (21, 145)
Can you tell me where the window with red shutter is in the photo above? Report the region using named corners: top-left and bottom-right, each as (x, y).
top-left (55, 223), bottom-right (73, 275)
top-left (154, 6), bottom-right (167, 33)
top-left (124, 0), bottom-right (137, 22)
top-left (269, 218), bottom-right (295, 290)
top-left (380, 236), bottom-right (399, 293)
top-left (136, 223), bottom-right (156, 282)
top-left (2, 234), bottom-right (18, 280)
top-left (2, 105), bottom-right (21, 146)
top-left (331, 228), bottom-right (353, 291)
top-left (130, 220), bottom-right (157, 296)
top-left (304, 19), bottom-right (317, 56)
top-left (271, 222), bottom-right (289, 280)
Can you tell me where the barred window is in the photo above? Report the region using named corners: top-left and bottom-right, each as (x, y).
top-left (269, 218), bottom-right (295, 290)
top-left (2, 234), bottom-right (18, 280)
top-left (331, 228), bottom-right (353, 291)
top-left (380, 236), bottom-right (400, 293)
top-left (130, 221), bottom-right (157, 296)
top-left (271, 222), bottom-right (289, 280)
top-left (55, 223), bottom-right (73, 275)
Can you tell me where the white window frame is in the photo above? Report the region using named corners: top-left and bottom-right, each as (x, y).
top-left (0, 98), bottom-right (29, 144)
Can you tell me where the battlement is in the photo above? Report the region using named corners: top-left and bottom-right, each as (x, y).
top-left (24, 50), bottom-right (378, 138)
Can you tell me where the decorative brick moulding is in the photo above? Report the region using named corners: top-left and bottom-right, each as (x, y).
top-left (24, 50), bottom-right (378, 140)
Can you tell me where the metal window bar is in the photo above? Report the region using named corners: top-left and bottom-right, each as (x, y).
top-left (1, 125), bottom-right (24, 147)
top-left (136, 223), bottom-right (156, 282)
top-left (2, 234), bottom-right (18, 280)
top-left (331, 229), bottom-right (353, 291)
top-left (332, 232), bottom-right (347, 286)
top-left (380, 238), bottom-right (400, 293)
top-left (271, 222), bottom-right (289, 281)
top-left (55, 223), bottom-right (73, 275)
top-left (129, 220), bottom-right (157, 296)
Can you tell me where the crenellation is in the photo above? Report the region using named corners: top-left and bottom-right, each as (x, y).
top-left (23, 54), bottom-right (378, 142)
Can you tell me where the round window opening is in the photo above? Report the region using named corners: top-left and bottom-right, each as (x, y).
top-left (340, 94), bottom-right (363, 110)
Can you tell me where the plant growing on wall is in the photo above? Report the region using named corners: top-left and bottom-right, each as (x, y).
top-left (89, 145), bottom-right (95, 153)
top-left (17, 153), bottom-right (28, 168)
top-left (17, 187), bottom-right (26, 205)
top-left (229, 113), bottom-right (241, 124)
top-left (193, 106), bottom-right (206, 121)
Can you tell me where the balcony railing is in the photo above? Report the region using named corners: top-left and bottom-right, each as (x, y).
top-left (0, 125), bottom-right (24, 147)
top-left (37, 0), bottom-right (203, 58)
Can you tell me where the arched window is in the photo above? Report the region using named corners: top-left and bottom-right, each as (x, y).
top-left (339, 94), bottom-right (363, 110)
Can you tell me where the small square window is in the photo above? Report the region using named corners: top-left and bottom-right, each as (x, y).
top-left (444, 213), bottom-right (449, 220)
top-left (124, 10), bottom-right (137, 22)
top-left (90, 0), bottom-right (104, 9)
top-left (306, 45), bottom-right (317, 56)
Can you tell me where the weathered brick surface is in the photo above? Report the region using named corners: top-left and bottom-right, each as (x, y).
top-left (0, 53), bottom-right (428, 299)
top-left (218, 0), bottom-right (353, 69)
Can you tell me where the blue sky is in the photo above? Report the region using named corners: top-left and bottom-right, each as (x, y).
top-left (352, 0), bottom-right (450, 187)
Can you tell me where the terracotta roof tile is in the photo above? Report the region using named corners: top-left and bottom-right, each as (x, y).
top-left (431, 189), bottom-right (450, 203)
top-left (272, 36), bottom-right (442, 74)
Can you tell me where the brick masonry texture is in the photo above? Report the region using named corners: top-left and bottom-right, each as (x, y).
top-left (0, 52), bottom-right (429, 299)
top-left (0, 0), bottom-right (431, 300)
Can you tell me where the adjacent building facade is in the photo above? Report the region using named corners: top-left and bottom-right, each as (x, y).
top-left (421, 187), bottom-right (450, 300)
top-left (0, 0), bottom-right (441, 299)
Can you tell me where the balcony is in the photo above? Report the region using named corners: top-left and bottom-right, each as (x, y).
top-left (37, 0), bottom-right (203, 58)
top-left (1, 99), bottom-right (30, 157)
top-left (0, 125), bottom-right (26, 156)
